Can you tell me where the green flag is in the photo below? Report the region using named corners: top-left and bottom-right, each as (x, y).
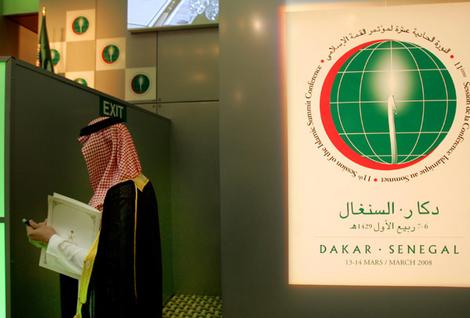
top-left (36, 7), bottom-right (54, 73)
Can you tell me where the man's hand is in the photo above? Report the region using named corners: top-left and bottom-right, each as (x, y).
top-left (26, 219), bottom-right (56, 243)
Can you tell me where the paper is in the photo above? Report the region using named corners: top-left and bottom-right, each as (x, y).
top-left (39, 193), bottom-right (101, 279)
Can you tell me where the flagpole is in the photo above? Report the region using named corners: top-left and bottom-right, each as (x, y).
top-left (36, 7), bottom-right (46, 68)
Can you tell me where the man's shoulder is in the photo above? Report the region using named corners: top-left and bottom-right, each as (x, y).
top-left (106, 180), bottom-right (135, 198)
top-left (106, 177), bottom-right (153, 196)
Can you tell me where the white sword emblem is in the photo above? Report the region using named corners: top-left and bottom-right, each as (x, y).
top-left (387, 95), bottom-right (398, 164)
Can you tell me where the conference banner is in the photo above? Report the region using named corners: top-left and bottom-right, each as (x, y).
top-left (286, 2), bottom-right (470, 287)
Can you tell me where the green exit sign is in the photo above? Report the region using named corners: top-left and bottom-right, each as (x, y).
top-left (99, 97), bottom-right (127, 121)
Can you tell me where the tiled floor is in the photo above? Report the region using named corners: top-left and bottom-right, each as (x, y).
top-left (163, 294), bottom-right (222, 318)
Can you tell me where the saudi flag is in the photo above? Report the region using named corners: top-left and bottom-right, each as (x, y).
top-left (36, 7), bottom-right (54, 73)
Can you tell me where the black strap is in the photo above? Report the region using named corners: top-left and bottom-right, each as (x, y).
top-left (79, 117), bottom-right (124, 137)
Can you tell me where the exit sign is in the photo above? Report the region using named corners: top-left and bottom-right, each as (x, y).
top-left (99, 97), bottom-right (127, 121)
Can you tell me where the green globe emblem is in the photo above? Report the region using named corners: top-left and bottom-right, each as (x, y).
top-left (131, 74), bottom-right (150, 94)
top-left (102, 44), bottom-right (120, 64)
top-left (74, 78), bottom-right (88, 87)
top-left (72, 16), bottom-right (89, 35)
top-left (51, 49), bottom-right (60, 66)
top-left (321, 40), bottom-right (456, 170)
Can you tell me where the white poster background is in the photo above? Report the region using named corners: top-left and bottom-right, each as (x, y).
top-left (65, 71), bottom-right (95, 89)
top-left (50, 42), bottom-right (65, 74)
top-left (125, 67), bottom-right (156, 101)
top-left (66, 9), bottom-right (96, 42)
top-left (96, 38), bottom-right (126, 71)
top-left (286, 2), bottom-right (470, 287)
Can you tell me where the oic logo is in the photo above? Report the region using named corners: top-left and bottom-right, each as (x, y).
top-left (72, 16), bottom-right (89, 35)
top-left (51, 49), bottom-right (60, 66)
top-left (131, 74), bottom-right (150, 94)
top-left (74, 78), bottom-right (88, 87)
top-left (102, 44), bottom-right (120, 64)
top-left (320, 40), bottom-right (456, 170)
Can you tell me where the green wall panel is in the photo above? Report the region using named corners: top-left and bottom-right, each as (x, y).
top-left (8, 60), bottom-right (171, 318)
top-left (158, 101), bottom-right (220, 295)
top-left (0, 61), bottom-right (5, 219)
top-left (0, 224), bottom-right (4, 318)
top-left (2, 0), bottom-right (38, 15)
